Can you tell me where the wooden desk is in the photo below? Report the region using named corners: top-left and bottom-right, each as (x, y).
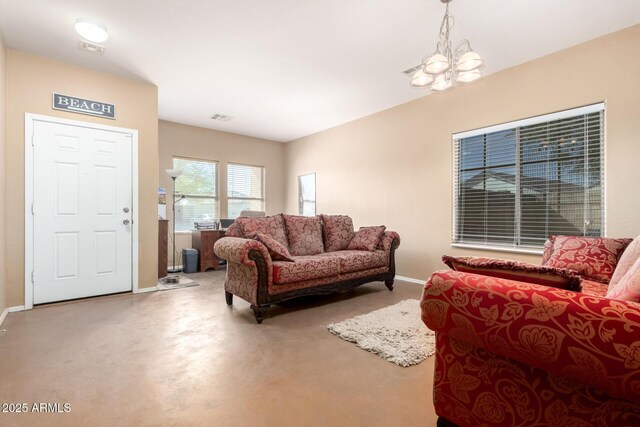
top-left (192, 229), bottom-right (226, 271)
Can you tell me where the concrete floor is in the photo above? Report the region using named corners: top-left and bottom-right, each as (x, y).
top-left (0, 271), bottom-right (436, 427)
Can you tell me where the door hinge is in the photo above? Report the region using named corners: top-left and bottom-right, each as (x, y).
top-left (31, 203), bottom-right (34, 215)
top-left (31, 132), bottom-right (35, 147)
top-left (31, 271), bottom-right (35, 283)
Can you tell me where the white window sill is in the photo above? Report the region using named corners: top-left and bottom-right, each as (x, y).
top-left (175, 230), bottom-right (193, 235)
top-left (451, 243), bottom-right (543, 256)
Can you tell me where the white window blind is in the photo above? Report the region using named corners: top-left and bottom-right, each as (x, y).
top-left (227, 163), bottom-right (265, 218)
top-left (173, 157), bottom-right (218, 231)
top-left (453, 103), bottom-right (604, 251)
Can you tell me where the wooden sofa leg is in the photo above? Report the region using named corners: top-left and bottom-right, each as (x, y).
top-left (385, 279), bottom-right (394, 291)
top-left (225, 291), bottom-right (233, 305)
top-left (251, 305), bottom-right (270, 324)
top-left (436, 416), bottom-right (460, 427)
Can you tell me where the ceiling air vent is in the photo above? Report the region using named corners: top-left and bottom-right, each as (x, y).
top-left (211, 114), bottom-right (232, 122)
top-left (79, 41), bottom-right (105, 54)
top-left (402, 64), bottom-right (422, 76)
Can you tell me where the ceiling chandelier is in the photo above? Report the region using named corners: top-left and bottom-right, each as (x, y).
top-left (410, 0), bottom-right (484, 91)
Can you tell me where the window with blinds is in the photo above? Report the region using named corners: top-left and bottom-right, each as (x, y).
top-left (453, 103), bottom-right (604, 251)
top-left (173, 157), bottom-right (218, 231)
top-left (227, 163), bottom-right (265, 218)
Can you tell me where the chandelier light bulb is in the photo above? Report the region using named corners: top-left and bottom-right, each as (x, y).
top-left (410, 69), bottom-right (435, 87)
top-left (456, 69), bottom-right (482, 84)
top-left (456, 51), bottom-right (484, 72)
top-left (424, 53), bottom-right (451, 75)
top-left (432, 74), bottom-right (453, 92)
top-left (75, 19), bottom-right (109, 43)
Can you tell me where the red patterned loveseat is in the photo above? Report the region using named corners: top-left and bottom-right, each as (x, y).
top-left (214, 214), bottom-right (400, 323)
top-left (421, 236), bottom-right (640, 427)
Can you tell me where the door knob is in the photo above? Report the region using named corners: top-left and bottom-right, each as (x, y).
top-left (123, 219), bottom-right (130, 225)
top-left (123, 207), bottom-right (130, 213)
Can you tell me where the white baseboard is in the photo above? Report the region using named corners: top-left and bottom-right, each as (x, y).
top-left (395, 275), bottom-right (426, 285)
top-left (0, 308), bottom-right (8, 327)
top-left (0, 306), bottom-right (26, 327)
top-left (134, 286), bottom-right (158, 294)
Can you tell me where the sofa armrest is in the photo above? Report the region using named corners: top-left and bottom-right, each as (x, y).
top-left (214, 237), bottom-right (272, 266)
top-left (421, 270), bottom-right (640, 404)
top-left (380, 231), bottom-right (400, 252)
top-left (214, 237), bottom-right (272, 306)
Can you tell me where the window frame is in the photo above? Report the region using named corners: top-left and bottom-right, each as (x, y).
top-left (172, 156), bottom-right (219, 233)
top-left (226, 162), bottom-right (266, 218)
top-left (451, 103), bottom-right (605, 254)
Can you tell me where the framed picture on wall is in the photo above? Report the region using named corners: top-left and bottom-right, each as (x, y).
top-left (298, 173), bottom-right (316, 216)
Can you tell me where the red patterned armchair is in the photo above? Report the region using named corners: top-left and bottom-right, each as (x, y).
top-left (421, 236), bottom-right (640, 427)
top-left (214, 214), bottom-right (400, 323)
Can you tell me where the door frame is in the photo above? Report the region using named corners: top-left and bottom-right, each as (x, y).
top-left (24, 113), bottom-right (140, 309)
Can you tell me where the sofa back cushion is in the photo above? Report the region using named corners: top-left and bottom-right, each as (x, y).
top-left (321, 214), bottom-right (355, 252)
top-left (443, 256), bottom-right (583, 291)
top-left (347, 226), bottom-right (386, 251)
top-left (249, 233), bottom-right (295, 262)
top-left (606, 256), bottom-right (640, 302)
top-left (609, 235), bottom-right (640, 288)
top-left (542, 235), bottom-right (632, 283)
top-left (224, 221), bottom-right (242, 237)
top-left (282, 214), bottom-right (324, 256)
top-left (236, 214), bottom-right (289, 248)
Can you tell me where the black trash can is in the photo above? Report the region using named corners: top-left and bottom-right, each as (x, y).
top-left (182, 248), bottom-right (199, 273)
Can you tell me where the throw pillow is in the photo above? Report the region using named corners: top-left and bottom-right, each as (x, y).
top-left (321, 214), bottom-right (355, 252)
top-left (236, 214), bottom-right (289, 249)
top-left (443, 255), bottom-right (583, 291)
top-left (609, 235), bottom-right (640, 288)
top-left (282, 214), bottom-right (324, 256)
top-left (347, 226), bottom-right (387, 251)
top-left (249, 233), bottom-right (295, 262)
top-left (542, 235), bottom-right (633, 283)
top-left (606, 255), bottom-right (640, 302)
top-left (224, 221), bottom-right (242, 237)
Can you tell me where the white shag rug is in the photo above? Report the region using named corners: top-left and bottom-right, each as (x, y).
top-left (327, 299), bottom-right (435, 367)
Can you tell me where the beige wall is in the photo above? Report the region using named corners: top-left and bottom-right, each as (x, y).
top-left (0, 36), bottom-right (6, 316)
top-left (159, 120), bottom-right (284, 266)
top-left (6, 50), bottom-right (159, 306)
top-left (284, 25), bottom-right (640, 281)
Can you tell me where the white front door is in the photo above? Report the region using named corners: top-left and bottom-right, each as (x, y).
top-left (32, 120), bottom-right (133, 304)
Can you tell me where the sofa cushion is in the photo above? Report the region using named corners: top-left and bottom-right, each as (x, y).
top-left (282, 214), bottom-right (324, 256)
top-left (272, 256), bottom-right (340, 284)
top-left (249, 233), bottom-right (294, 262)
top-left (224, 221), bottom-right (242, 237)
top-left (321, 214), bottom-right (355, 252)
top-left (347, 226), bottom-right (386, 251)
top-left (236, 214), bottom-right (289, 248)
top-left (542, 235), bottom-right (633, 283)
top-left (581, 279), bottom-right (608, 297)
top-left (443, 256), bottom-right (583, 291)
top-left (606, 255), bottom-right (640, 302)
top-left (609, 235), bottom-right (640, 288)
top-left (331, 250), bottom-right (387, 273)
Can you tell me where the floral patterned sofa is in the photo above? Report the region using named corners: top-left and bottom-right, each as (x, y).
top-left (421, 235), bottom-right (640, 427)
top-left (214, 214), bottom-right (400, 323)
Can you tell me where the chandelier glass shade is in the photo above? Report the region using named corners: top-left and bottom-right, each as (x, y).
top-left (411, 0), bottom-right (484, 92)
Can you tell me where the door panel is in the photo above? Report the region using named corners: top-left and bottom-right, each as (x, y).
top-left (33, 120), bottom-right (132, 304)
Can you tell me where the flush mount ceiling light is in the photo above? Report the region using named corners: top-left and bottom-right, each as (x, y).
top-left (75, 19), bottom-right (109, 43)
top-left (409, 0), bottom-right (484, 92)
